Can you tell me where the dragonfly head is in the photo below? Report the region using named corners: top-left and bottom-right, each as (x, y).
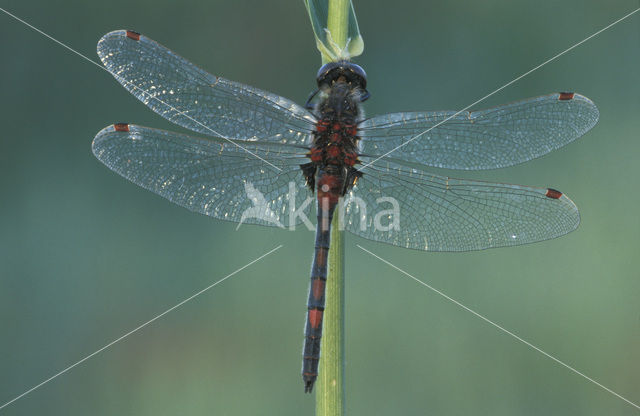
top-left (316, 61), bottom-right (367, 91)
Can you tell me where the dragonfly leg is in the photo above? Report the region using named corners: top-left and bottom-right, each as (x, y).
top-left (359, 89), bottom-right (370, 102)
top-left (305, 89), bottom-right (320, 109)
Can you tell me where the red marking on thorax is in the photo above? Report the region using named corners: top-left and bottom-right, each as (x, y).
top-left (342, 123), bottom-right (357, 136)
top-left (311, 116), bottom-right (361, 166)
top-left (558, 92), bottom-right (574, 101)
top-left (312, 279), bottom-right (325, 300)
top-left (327, 146), bottom-right (341, 157)
top-left (308, 309), bottom-right (323, 329)
top-left (126, 30), bottom-right (141, 41)
top-left (114, 123), bottom-right (130, 132)
top-left (316, 120), bottom-right (329, 132)
top-left (545, 188), bottom-right (563, 199)
top-left (310, 148), bottom-right (323, 162)
top-left (344, 152), bottom-right (358, 166)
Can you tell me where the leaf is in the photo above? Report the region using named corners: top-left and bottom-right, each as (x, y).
top-left (304, 0), bottom-right (364, 61)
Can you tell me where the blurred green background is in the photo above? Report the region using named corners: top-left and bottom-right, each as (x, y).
top-left (1, 1), bottom-right (638, 414)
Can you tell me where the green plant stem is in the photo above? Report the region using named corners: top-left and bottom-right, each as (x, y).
top-left (322, 0), bottom-right (350, 64)
top-left (316, 2), bottom-right (349, 414)
top-left (316, 206), bottom-right (345, 415)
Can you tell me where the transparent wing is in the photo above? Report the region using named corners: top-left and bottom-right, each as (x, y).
top-left (92, 124), bottom-right (312, 227)
top-left (359, 93), bottom-right (598, 170)
top-left (344, 158), bottom-right (579, 251)
top-left (97, 30), bottom-right (316, 145)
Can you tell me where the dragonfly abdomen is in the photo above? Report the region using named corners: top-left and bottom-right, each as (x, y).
top-left (303, 168), bottom-right (343, 393)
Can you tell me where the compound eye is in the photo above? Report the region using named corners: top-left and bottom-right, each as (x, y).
top-left (349, 64), bottom-right (366, 82)
top-left (316, 62), bottom-right (340, 87)
top-left (346, 63), bottom-right (367, 89)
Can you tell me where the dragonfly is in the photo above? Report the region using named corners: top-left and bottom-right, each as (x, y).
top-left (92, 30), bottom-right (599, 393)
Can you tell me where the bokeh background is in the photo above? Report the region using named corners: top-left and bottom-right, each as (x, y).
top-left (1, 1), bottom-right (638, 414)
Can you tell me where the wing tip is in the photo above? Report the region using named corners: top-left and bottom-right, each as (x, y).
top-left (554, 91), bottom-right (600, 128)
top-left (97, 30), bottom-right (143, 52)
top-left (558, 91), bottom-right (599, 111)
top-left (92, 123), bottom-right (135, 154)
top-left (97, 30), bottom-right (139, 61)
top-left (549, 188), bottom-right (581, 232)
top-left (99, 29), bottom-right (142, 39)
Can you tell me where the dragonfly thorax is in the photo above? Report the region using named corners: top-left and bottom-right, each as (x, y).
top-left (316, 81), bottom-right (362, 119)
top-left (300, 76), bottom-right (363, 196)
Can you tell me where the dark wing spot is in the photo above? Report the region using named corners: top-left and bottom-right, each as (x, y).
top-left (558, 92), bottom-right (575, 101)
top-left (126, 30), bottom-right (141, 41)
top-left (114, 123), bottom-right (130, 132)
top-left (545, 188), bottom-right (563, 199)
